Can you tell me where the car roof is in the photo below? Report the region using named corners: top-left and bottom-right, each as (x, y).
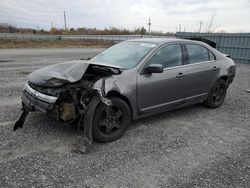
top-left (127, 37), bottom-right (206, 45)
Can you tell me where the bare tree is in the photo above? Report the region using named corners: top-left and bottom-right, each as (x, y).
top-left (204, 13), bottom-right (219, 33)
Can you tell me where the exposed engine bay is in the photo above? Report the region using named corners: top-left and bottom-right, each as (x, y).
top-left (28, 79), bottom-right (94, 123)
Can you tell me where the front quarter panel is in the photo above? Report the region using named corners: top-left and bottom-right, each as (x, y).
top-left (93, 69), bottom-right (138, 118)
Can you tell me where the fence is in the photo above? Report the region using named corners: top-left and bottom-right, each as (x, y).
top-left (176, 32), bottom-right (250, 64)
top-left (0, 33), bottom-right (169, 43)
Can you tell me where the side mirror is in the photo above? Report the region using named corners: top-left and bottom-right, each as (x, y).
top-left (146, 64), bottom-right (163, 73)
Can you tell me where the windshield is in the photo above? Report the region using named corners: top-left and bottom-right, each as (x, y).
top-left (90, 41), bottom-right (156, 69)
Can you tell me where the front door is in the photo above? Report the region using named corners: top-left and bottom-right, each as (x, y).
top-left (137, 44), bottom-right (188, 115)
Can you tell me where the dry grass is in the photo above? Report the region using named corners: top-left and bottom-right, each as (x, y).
top-left (0, 39), bottom-right (114, 48)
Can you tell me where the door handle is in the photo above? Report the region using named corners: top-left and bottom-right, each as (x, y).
top-left (176, 72), bottom-right (186, 78)
top-left (212, 66), bottom-right (219, 71)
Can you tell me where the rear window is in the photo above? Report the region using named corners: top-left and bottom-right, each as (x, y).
top-left (186, 44), bottom-right (209, 64)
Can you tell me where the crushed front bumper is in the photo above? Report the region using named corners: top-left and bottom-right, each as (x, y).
top-left (22, 82), bottom-right (58, 113)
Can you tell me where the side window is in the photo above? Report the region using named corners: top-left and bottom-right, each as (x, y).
top-left (209, 51), bottom-right (216, 60)
top-left (148, 44), bottom-right (182, 68)
top-left (186, 44), bottom-right (209, 64)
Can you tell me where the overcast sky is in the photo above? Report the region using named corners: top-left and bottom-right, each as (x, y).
top-left (0, 0), bottom-right (250, 33)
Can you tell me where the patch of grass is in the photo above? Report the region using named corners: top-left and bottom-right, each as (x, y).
top-left (0, 39), bottom-right (114, 49)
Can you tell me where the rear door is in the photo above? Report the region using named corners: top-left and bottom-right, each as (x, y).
top-left (184, 44), bottom-right (219, 103)
top-left (137, 44), bottom-right (188, 115)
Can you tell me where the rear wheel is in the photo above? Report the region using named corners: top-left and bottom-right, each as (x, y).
top-left (93, 97), bottom-right (131, 143)
top-left (203, 79), bottom-right (227, 108)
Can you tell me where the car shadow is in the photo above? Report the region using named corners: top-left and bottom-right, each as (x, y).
top-left (28, 103), bottom-right (205, 134)
top-left (130, 103), bottom-right (205, 129)
top-left (10, 103), bottom-right (208, 155)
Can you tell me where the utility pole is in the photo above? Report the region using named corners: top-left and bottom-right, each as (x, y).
top-left (148, 17), bottom-right (151, 33)
top-left (179, 24), bottom-right (181, 32)
top-left (199, 20), bottom-right (202, 33)
top-left (63, 11), bottom-right (67, 30)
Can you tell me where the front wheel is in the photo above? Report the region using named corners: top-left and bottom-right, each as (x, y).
top-left (93, 97), bottom-right (131, 143)
top-left (203, 79), bottom-right (227, 108)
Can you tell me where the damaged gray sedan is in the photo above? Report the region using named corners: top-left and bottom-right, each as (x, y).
top-left (14, 38), bottom-right (235, 152)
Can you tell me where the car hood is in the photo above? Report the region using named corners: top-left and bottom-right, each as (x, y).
top-left (28, 60), bottom-right (122, 86)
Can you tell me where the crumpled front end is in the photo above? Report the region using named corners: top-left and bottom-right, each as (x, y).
top-left (16, 62), bottom-right (122, 127)
top-left (14, 61), bottom-right (123, 153)
top-left (22, 79), bottom-right (98, 124)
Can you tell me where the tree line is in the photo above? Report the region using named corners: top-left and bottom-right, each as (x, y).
top-left (0, 23), bottom-right (174, 36)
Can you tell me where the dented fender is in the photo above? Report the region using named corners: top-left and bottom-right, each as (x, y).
top-left (93, 72), bottom-right (137, 119)
top-left (94, 76), bottom-right (124, 98)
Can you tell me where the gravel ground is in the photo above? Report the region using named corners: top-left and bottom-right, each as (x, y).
top-left (0, 48), bottom-right (249, 188)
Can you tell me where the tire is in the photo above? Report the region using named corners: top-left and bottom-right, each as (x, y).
top-left (203, 79), bottom-right (227, 108)
top-left (93, 97), bottom-right (131, 143)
